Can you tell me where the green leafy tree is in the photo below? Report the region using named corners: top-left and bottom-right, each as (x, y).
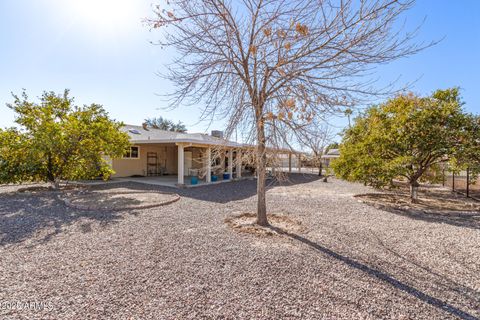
top-left (332, 88), bottom-right (474, 201)
top-left (467, 116), bottom-right (480, 165)
top-left (344, 108), bottom-right (353, 128)
top-left (325, 142), bottom-right (340, 154)
top-left (452, 114), bottom-right (480, 178)
top-left (145, 116), bottom-right (187, 132)
top-left (0, 90), bottom-right (130, 188)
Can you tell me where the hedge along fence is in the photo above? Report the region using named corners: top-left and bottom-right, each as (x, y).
top-left (443, 166), bottom-right (480, 201)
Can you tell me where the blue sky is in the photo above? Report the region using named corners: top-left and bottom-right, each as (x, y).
top-left (0, 0), bottom-right (479, 138)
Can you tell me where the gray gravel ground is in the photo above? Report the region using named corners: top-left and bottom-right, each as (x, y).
top-left (0, 174), bottom-right (479, 319)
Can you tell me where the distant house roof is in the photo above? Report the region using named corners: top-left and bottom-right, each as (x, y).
top-left (327, 148), bottom-right (340, 155)
top-left (321, 148), bottom-right (340, 159)
top-left (122, 125), bottom-right (243, 148)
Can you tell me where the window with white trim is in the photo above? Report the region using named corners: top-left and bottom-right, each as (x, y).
top-left (123, 146), bottom-right (140, 159)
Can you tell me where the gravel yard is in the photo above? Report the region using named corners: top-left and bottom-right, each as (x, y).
top-left (0, 174), bottom-right (479, 319)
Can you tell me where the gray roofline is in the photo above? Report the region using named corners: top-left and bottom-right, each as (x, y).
top-left (122, 125), bottom-right (306, 153)
top-left (131, 139), bottom-right (244, 148)
top-left (321, 154), bottom-right (340, 159)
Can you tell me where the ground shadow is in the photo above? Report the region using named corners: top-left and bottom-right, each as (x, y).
top-left (0, 191), bottom-right (136, 247)
top-left (67, 192), bottom-right (144, 209)
top-left (376, 205), bottom-right (480, 230)
top-left (0, 173), bottom-right (318, 246)
top-left (372, 233), bottom-right (480, 300)
top-left (268, 225), bottom-right (479, 320)
top-left (92, 173), bottom-right (322, 204)
top-left (357, 183), bottom-right (480, 230)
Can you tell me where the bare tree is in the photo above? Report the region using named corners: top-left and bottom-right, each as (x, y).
top-left (298, 120), bottom-right (336, 176)
top-left (147, 0), bottom-right (430, 226)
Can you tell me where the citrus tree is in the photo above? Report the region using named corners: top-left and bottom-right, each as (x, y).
top-left (0, 90), bottom-right (130, 188)
top-left (452, 114), bottom-right (480, 178)
top-left (332, 88), bottom-right (474, 201)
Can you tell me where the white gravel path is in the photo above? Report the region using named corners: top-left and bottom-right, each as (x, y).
top-left (0, 175), bottom-right (479, 319)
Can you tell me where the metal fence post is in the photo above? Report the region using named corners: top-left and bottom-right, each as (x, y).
top-left (466, 167), bottom-right (470, 198)
top-left (452, 172), bottom-right (455, 191)
top-left (442, 168), bottom-right (445, 187)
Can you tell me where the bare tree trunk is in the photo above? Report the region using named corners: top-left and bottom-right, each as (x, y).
top-left (256, 118), bottom-right (269, 227)
top-left (52, 180), bottom-right (60, 189)
top-left (410, 180), bottom-right (419, 203)
top-left (46, 174), bottom-right (55, 187)
top-left (318, 158), bottom-right (323, 176)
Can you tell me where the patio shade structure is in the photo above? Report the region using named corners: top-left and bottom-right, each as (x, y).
top-left (109, 125), bottom-right (305, 186)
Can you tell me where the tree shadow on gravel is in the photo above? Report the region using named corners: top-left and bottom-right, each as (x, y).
top-left (0, 174), bottom-right (318, 246)
top-left (372, 235), bottom-right (480, 302)
top-left (359, 183), bottom-right (480, 230)
top-left (92, 173), bottom-right (321, 204)
top-left (0, 192), bottom-right (134, 247)
top-left (377, 205), bottom-right (480, 230)
top-left (183, 173), bottom-right (322, 203)
top-left (268, 226), bottom-right (479, 320)
top-left (66, 192), bottom-right (144, 209)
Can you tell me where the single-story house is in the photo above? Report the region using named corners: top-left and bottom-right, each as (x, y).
top-left (108, 124), bottom-right (303, 186)
top-left (321, 148), bottom-right (340, 167)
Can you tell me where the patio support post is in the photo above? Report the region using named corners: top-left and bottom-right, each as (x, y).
top-left (206, 147), bottom-right (211, 183)
top-left (298, 153), bottom-right (302, 173)
top-left (228, 148), bottom-right (233, 179)
top-left (177, 144), bottom-right (184, 185)
top-left (288, 152), bottom-right (292, 173)
top-left (236, 150), bottom-right (242, 178)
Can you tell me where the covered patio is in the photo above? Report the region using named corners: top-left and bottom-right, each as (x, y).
top-left (110, 125), bottom-right (305, 188)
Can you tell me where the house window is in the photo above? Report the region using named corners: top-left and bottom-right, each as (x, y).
top-left (124, 146), bottom-right (139, 159)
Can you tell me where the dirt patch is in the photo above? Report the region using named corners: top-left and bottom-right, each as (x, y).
top-left (225, 212), bottom-right (304, 237)
top-left (60, 188), bottom-right (180, 211)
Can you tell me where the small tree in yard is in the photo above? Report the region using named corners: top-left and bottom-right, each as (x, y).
top-left (0, 90), bottom-right (130, 188)
top-left (325, 142), bottom-right (340, 154)
top-left (148, 0), bottom-right (430, 225)
top-left (332, 88), bottom-right (474, 202)
top-left (298, 121), bottom-right (335, 176)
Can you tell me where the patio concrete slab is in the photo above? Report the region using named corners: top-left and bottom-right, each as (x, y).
top-left (78, 175), bottom-right (252, 189)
